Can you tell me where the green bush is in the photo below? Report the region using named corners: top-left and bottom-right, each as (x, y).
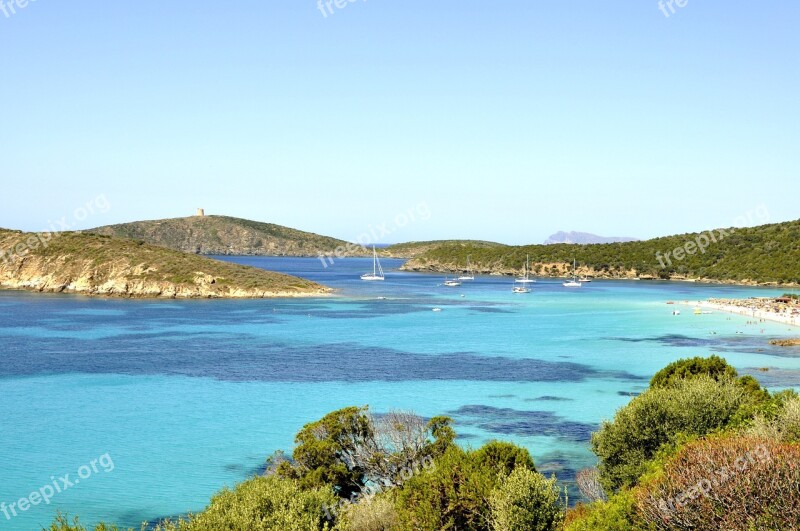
top-left (488, 467), bottom-right (564, 531)
top-left (649, 355), bottom-right (738, 388)
top-left (563, 492), bottom-right (649, 531)
top-left (393, 446), bottom-right (498, 530)
top-left (45, 513), bottom-right (136, 531)
top-left (591, 376), bottom-right (760, 492)
top-left (472, 440), bottom-right (536, 477)
top-left (278, 406), bottom-right (373, 499)
top-left (746, 393), bottom-right (800, 443)
top-left (153, 475), bottom-right (336, 531)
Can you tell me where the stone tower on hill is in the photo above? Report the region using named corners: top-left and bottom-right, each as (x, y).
top-left (195, 208), bottom-right (205, 217)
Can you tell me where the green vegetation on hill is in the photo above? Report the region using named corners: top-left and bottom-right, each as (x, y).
top-left (90, 215), bottom-right (365, 257)
top-left (385, 239), bottom-right (507, 259)
top-left (0, 229), bottom-right (328, 298)
top-left (401, 219), bottom-right (800, 284)
top-left (51, 356), bottom-right (800, 531)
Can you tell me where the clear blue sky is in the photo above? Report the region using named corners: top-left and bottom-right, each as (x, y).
top-left (1, 1), bottom-right (798, 244)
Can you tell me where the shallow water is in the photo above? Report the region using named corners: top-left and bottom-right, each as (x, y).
top-left (1, 257), bottom-right (798, 529)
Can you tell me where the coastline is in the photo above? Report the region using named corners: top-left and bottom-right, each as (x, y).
top-left (399, 263), bottom-right (799, 288)
top-left (677, 299), bottom-right (800, 328)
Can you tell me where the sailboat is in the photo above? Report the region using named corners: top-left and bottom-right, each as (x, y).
top-left (563, 259), bottom-right (582, 288)
top-left (513, 282), bottom-right (531, 294)
top-left (360, 246), bottom-right (385, 281)
top-left (516, 254), bottom-right (536, 284)
top-left (458, 255), bottom-right (475, 281)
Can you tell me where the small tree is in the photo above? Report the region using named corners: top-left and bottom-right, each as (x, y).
top-left (279, 407), bottom-right (456, 499)
top-left (489, 467), bottom-right (564, 531)
top-left (281, 406), bottom-right (374, 499)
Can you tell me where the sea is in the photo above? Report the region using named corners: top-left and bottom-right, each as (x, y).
top-left (1, 257), bottom-right (798, 530)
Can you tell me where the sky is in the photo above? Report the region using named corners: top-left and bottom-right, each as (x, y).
top-left (1, 1), bottom-right (798, 245)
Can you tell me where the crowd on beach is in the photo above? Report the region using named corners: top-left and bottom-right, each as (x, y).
top-left (703, 296), bottom-right (800, 327)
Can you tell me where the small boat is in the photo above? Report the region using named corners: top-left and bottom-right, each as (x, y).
top-left (458, 255), bottom-right (475, 281)
top-left (361, 246), bottom-right (385, 281)
top-left (516, 254), bottom-right (536, 283)
top-left (563, 259), bottom-right (582, 288)
top-left (432, 308), bottom-right (442, 312)
top-left (443, 278), bottom-right (462, 287)
top-left (579, 277), bottom-right (592, 283)
top-left (513, 285), bottom-right (531, 294)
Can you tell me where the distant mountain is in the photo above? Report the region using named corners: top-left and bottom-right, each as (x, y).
top-left (90, 215), bottom-right (367, 257)
top-left (544, 231), bottom-right (639, 245)
top-left (0, 229), bottom-right (329, 298)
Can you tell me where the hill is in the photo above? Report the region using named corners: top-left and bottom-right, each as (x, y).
top-left (90, 215), bottom-right (367, 257)
top-left (0, 229), bottom-right (330, 298)
top-left (401, 220), bottom-right (800, 285)
top-left (385, 240), bottom-right (507, 259)
top-left (543, 231), bottom-right (639, 245)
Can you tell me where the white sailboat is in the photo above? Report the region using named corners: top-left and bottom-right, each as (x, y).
top-left (360, 246), bottom-right (385, 281)
top-left (513, 283), bottom-right (531, 293)
top-left (563, 259), bottom-right (582, 288)
top-left (516, 254), bottom-right (536, 283)
top-left (458, 255), bottom-right (475, 281)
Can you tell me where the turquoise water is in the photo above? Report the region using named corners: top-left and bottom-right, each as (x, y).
top-left (1, 257), bottom-right (799, 529)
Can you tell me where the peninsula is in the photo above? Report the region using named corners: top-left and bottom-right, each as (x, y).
top-left (397, 219), bottom-right (800, 286)
top-left (0, 229), bottom-right (330, 298)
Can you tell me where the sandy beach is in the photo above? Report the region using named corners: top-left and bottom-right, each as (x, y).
top-left (676, 298), bottom-right (800, 327)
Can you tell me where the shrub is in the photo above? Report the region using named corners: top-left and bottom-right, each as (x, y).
top-left (472, 440), bottom-right (536, 476)
top-left (279, 406), bottom-right (373, 499)
top-left (46, 514), bottom-right (135, 531)
top-left (153, 475), bottom-right (337, 531)
top-left (635, 436), bottom-right (800, 530)
top-left (649, 355), bottom-right (737, 388)
top-left (279, 407), bottom-right (455, 499)
top-left (575, 467), bottom-right (606, 502)
top-left (488, 467), bottom-right (564, 531)
top-left (393, 446), bottom-right (497, 531)
top-left (336, 495), bottom-right (399, 531)
top-left (563, 491), bottom-right (647, 531)
top-left (591, 376), bottom-right (757, 492)
top-left (746, 393), bottom-right (800, 443)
